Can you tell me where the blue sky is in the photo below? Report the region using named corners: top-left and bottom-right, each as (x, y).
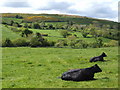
top-left (0, 0), bottom-right (119, 21)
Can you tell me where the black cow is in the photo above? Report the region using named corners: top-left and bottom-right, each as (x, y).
top-left (90, 52), bottom-right (107, 62)
top-left (61, 64), bottom-right (102, 81)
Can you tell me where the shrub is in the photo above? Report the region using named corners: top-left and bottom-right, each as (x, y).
top-left (32, 22), bottom-right (41, 29)
top-left (66, 35), bottom-right (77, 48)
top-left (103, 40), bottom-right (118, 47)
top-left (30, 32), bottom-right (52, 47)
top-left (13, 38), bottom-right (29, 47)
top-left (2, 38), bottom-right (14, 47)
top-left (89, 42), bottom-right (99, 48)
top-left (95, 38), bottom-right (103, 48)
top-left (21, 28), bottom-right (33, 37)
top-left (60, 30), bottom-right (69, 38)
top-left (55, 40), bottom-right (67, 48)
top-left (55, 42), bottom-right (64, 48)
top-left (74, 40), bottom-right (88, 49)
top-left (30, 37), bottom-right (42, 47)
top-left (47, 41), bottom-right (55, 46)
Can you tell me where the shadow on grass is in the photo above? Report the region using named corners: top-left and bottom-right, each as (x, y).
top-left (103, 60), bottom-right (111, 62)
top-left (59, 77), bottom-right (109, 82)
top-left (100, 77), bottom-right (109, 79)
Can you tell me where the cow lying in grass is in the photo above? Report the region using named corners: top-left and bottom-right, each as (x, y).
top-left (90, 52), bottom-right (107, 62)
top-left (61, 64), bottom-right (102, 81)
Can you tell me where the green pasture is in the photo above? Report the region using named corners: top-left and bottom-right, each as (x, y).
top-left (1, 24), bottom-right (113, 44)
top-left (2, 25), bottom-right (22, 40)
top-left (30, 29), bottom-right (112, 43)
top-left (2, 18), bottom-right (22, 24)
top-left (2, 47), bottom-right (118, 88)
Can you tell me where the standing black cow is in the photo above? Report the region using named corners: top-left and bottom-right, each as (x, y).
top-left (61, 64), bottom-right (102, 81)
top-left (90, 52), bottom-right (107, 62)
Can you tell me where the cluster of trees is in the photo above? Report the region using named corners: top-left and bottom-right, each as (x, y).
top-left (2, 32), bottom-right (54, 47)
top-left (2, 18), bottom-right (118, 40)
top-left (2, 32), bottom-right (118, 48)
top-left (80, 23), bottom-right (119, 40)
top-left (23, 22), bottom-right (55, 29)
top-left (54, 35), bottom-right (105, 48)
top-left (2, 20), bottom-right (22, 27)
top-left (22, 21), bottom-right (79, 30)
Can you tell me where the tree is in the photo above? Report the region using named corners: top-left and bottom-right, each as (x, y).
top-left (30, 37), bottom-right (42, 47)
top-left (47, 24), bottom-right (55, 29)
top-left (32, 22), bottom-right (40, 29)
top-left (93, 38), bottom-right (103, 48)
top-left (29, 32), bottom-right (48, 47)
top-left (10, 20), bottom-right (14, 26)
top-left (21, 28), bottom-right (33, 37)
top-left (60, 30), bottom-right (69, 38)
top-left (24, 23), bottom-right (28, 28)
top-left (13, 22), bottom-right (19, 27)
top-left (81, 27), bottom-right (89, 38)
top-left (40, 21), bottom-right (45, 29)
top-left (2, 38), bottom-right (14, 47)
top-left (67, 21), bottom-right (74, 26)
top-left (15, 15), bottom-right (23, 19)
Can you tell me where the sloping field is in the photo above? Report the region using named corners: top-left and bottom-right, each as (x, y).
top-left (2, 25), bottom-right (21, 40)
top-left (2, 47), bottom-right (118, 88)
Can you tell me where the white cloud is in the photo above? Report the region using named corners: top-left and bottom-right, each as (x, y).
top-left (0, 0), bottom-right (119, 21)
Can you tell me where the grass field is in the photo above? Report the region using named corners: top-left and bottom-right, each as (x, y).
top-left (2, 47), bottom-right (118, 88)
top-left (2, 25), bottom-right (22, 40)
top-left (1, 24), bottom-right (113, 44)
top-left (30, 29), bottom-right (112, 43)
top-left (2, 18), bottom-right (22, 24)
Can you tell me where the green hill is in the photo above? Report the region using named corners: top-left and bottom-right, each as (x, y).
top-left (1, 13), bottom-right (118, 48)
top-left (2, 25), bottom-right (22, 40)
top-left (1, 13), bottom-right (117, 26)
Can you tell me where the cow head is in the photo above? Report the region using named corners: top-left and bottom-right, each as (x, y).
top-left (101, 52), bottom-right (107, 57)
top-left (92, 64), bottom-right (102, 73)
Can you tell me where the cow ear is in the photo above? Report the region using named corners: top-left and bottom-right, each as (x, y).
top-left (102, 52), bottom-right (105, 54)
top-left (95, 64), bottom-right (98, 66)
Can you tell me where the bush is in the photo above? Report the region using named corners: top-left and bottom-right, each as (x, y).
top-left (55, 42), bottom-right (64, 48)
top-left (21, 28), bottom-right (33, 37)
top-left (2, 38), bottom-right (14, 47)
top-left (60, 30), bottom-right (69, 38)
top-left (41, 39), bottom-right (50, 47)
top-left (89, 42), bottom-right (99, 48)
top-left (66, 35), bottom-right (77, 48)
top-left (55, 40), bottom-right (67, 48)
top-left (81, 32), bottom-right (88, 38)
top-left (103, 40), bottom-right (118, 47)
top-left (13, 38), bottom-right (29, 47)
top-left (30, 37), bottom-right (42, 47)
top-left (47, 41), bottom-right (55, 46)
top-left (74, 40), bottom-right (88, 49)
top-left (89, 38), bottom-right (103, 48)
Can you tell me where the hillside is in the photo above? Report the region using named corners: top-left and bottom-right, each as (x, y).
top-left (1, 13), bottom-right (119, 48)
top-left (1, 13), bottom-right (117, 26)
top-left (2, 25), bottom-right (22, 40)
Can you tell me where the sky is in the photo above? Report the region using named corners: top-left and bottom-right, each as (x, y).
top-left (0, 0), bottom-right (119, 22)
